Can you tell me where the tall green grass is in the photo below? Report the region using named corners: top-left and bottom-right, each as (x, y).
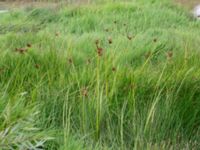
top-left (0, 0), bottom-right (200, 149)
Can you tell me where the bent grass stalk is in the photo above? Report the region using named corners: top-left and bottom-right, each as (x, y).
top-left (96, 55), bottom-right (101, 140)
top-left (144, 63), bottom-right (167, 133)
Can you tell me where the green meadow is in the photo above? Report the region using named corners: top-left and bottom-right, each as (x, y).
top-left (0, 0), bottom-right (200, 149)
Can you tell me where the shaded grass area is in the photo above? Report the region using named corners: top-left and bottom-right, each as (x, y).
top-left (0, 0), bottom-right (200, 149)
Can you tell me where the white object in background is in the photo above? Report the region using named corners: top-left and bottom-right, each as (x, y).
top-left (193, 5), bottom-right (200, 19)
top-left (0, 10), bottom-right (8, 13)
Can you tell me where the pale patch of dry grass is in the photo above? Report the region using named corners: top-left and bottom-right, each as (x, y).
top-left (175, 0), bottom-right (199, 8)
top-left (0, 1), bottom-right (58, 9)
top-left (0, 0), bottom-right (90, 10)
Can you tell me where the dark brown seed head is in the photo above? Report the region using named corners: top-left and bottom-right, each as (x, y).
top-left (27, 43), bottom-right (32, 48)
top-left (114, 20), bottom-right (117, 24)
top-left (19, 48), bottom-right (27, 54)
top-left (95, 39), bottom-right (99, 46)
top-left (86, 59), bottom-right (91, 65)
top-left (16, 48), bottom-right (28, 54)
top-left (105, 28), bottom-right (109, 32)
top-left (68, 58), bottom-right (73, 64)
top-left (55, 32), bottom-right (59, 36)
top-left (112, 67), bottom-right (116, 72)
top-left (127, 35), bottom-right (133, 40)
top-left (81, 88), bottom-right (88, 97)
top-left (35, 64), bottom-right (40, 69)
top-left (153, 38), bottom-right (157, 43)
top-left (15, 48), bottom-right (19, 52)
top-left (97, 47), bottom-right (103, 57)
top-left (167, 51), bottom-right (173, 59)
top-left (108, 37), bottom-right (112, 44)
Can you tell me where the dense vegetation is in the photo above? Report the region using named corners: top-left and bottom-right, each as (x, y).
top-left (0, 0), bottom-right (200, 149)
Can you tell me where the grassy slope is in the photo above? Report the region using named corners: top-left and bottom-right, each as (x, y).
top-left (0, 0), bottom-right (200, 149)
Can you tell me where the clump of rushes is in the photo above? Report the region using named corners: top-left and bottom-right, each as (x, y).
top-left (108, 37), bottom-right (113, 44)
top-left (15, 48), bottom-right (28, 54)
top-left (167, 51), bottom-right (173, 59)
